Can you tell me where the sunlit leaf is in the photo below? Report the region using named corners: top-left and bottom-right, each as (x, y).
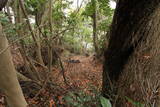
top-left (100, 96), bottom-right (112, 107)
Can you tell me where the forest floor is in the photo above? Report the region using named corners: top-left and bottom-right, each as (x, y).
top-left (0, 46), bottom-right (103, 107)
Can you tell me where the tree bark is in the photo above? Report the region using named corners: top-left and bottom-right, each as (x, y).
top-left (102, 0), bottom-right (160, 106)
top-left (18, 0), bottom-right (44, 65)
top-left (92, 0), bottom-right (99, 56)
top-left (0, 23), bottom-right (27, 107)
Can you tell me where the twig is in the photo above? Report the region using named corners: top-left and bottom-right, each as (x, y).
top-left (54, 49), bottom-right (69, 85)
top-left (33, 73), bottom-right (50, 99)
top-left (31, 59), bottom-right (48, 70)
top-left (58, 56), bottom-right (68, 85)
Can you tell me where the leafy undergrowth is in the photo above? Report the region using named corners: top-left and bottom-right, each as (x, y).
top-left (0, 46), bottom-right (103, 107)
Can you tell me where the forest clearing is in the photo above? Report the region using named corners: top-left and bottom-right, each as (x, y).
top-left (0, 0), bottom-right (160, 107)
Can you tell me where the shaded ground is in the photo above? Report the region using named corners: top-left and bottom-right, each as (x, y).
top-left (65, 55), bottom-right (102, 89)
top-left (0, 46), bottom-right (103, 107)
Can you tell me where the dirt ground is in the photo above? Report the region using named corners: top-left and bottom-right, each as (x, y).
top-left (0, 46), bottom-right (103, 107)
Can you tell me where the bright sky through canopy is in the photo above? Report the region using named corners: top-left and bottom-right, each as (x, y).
top-left (70, 0), bottom-right (116, 9)
top-left (109, 1), bottom-right (116, 9)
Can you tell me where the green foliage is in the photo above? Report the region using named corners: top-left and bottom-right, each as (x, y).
top-left (100, 96), bottom-right (112, 107)
top-left (1, 0), bottom-right (114, 55)
top-left (22, 0), bottom-right (114, 54)
top-left (63, 90), bottom-right (113, 107)
top-left (98, 0), bottom-right (113, 16)
top-left (25, 0), bottom-right (46, 14)
top-left (0, 13), bottom-right (9, 24)
top-left (62, 8), bottom-right (94, 54)
top-left (125, 97), bottom-right (145, 107)
top-left (82, 2), bottom-right (94, 17)
top-left (0, 13), bottom-right (17, 40)
top-left (63, 91), bottom-right (101, 107)
top-left (81, 0), bottom-right (114, 54)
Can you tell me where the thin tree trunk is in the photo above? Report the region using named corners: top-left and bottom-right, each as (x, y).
top-left (92, 0), bottom-right (98, 56)
top-left (12, 0), bottom-right (41, 81)
top-left (48, 0), bottom-right (53, 72)
top-left (0, 23), bottom-right (27, 107)
top-left (102, 0), bottom-right (160, 106)
top-left (14, 0), bottom-right (32, 73)
top-left (18, 0), bottom-right (44, 65)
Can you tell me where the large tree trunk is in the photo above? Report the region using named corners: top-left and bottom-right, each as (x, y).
top-left (0, 23), bottom-right (27, 107)
top-left (102, 0), bottom-right (160, 106)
